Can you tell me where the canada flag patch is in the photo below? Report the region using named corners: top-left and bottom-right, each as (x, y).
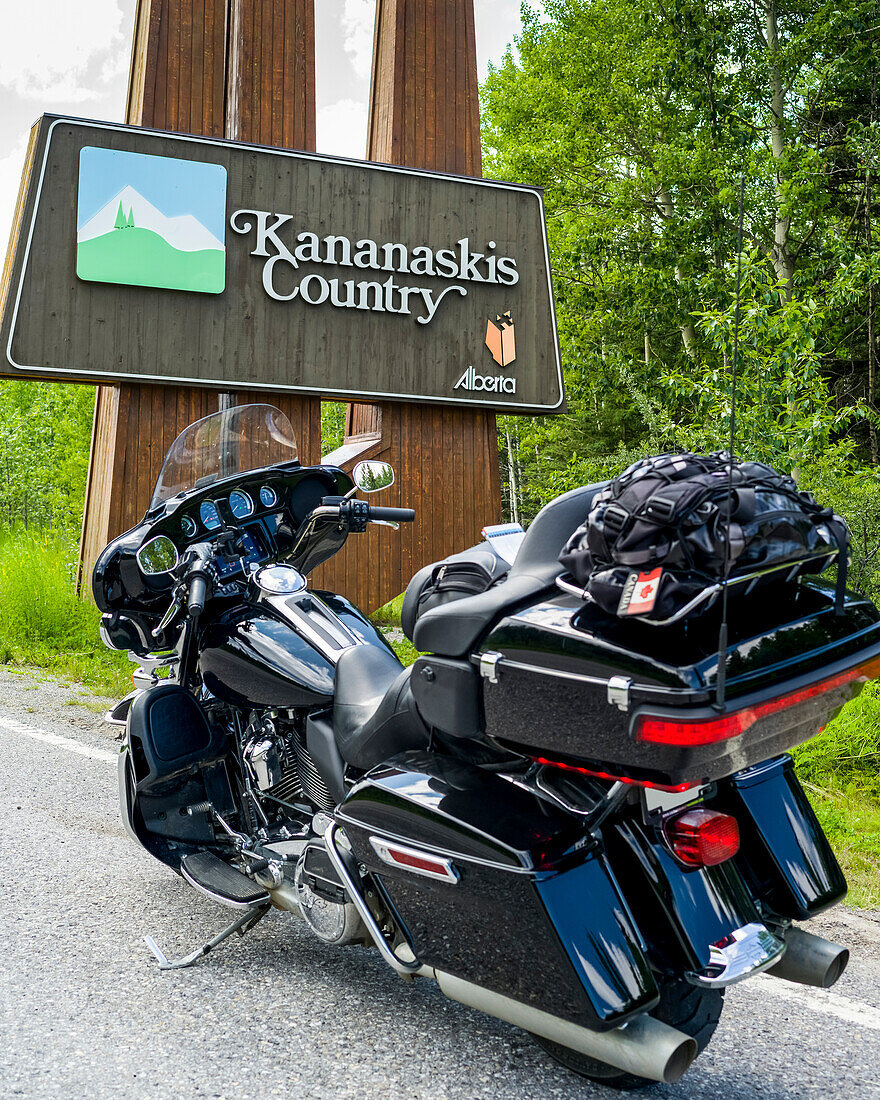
top-left (618, 567), bottom-right (664, 616)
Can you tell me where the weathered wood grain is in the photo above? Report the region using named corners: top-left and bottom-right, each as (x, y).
top-left (317, 0), bottom-right (509, 612)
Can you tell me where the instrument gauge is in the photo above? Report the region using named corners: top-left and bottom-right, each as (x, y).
top-left (259, 485), bottom-right (278, 508)
top-left (228, 490), bottom-right (254, 519)
top-left (199, 500), bottom-right (222, 531)
top-left (179, 514), bottom-right (198, 539)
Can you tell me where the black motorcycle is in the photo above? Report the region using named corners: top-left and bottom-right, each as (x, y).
top-left (96, 403), bottom-right (879, 1089)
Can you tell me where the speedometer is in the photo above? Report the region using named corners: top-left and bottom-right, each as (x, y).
top-left (199, 500), bottom-right (222, 531)
top-left (228, 490), bottom-right (254, 519)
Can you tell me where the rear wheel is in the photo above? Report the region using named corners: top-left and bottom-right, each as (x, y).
top-left (534, 979), bottom-right (724, 1091)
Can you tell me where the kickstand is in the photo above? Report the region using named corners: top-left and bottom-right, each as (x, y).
top-left (144, 904), bottom-right (270, 971)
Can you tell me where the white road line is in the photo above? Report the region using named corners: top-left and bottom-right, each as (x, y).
top-left (0, 715), bottom-right (117, 764)
top-left (751, 973), bottom-right (880, 1031)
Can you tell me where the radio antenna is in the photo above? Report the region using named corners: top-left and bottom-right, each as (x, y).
top-left (715, 175), bottom-right (746, 710)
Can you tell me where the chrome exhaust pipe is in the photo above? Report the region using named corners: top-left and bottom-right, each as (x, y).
top-left (435, 971), bottom-right (697, 1085)
top-left (767, 927), bottom-right (849, 989)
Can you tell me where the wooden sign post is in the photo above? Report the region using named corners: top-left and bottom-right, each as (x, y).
top-left (317, 0), bottom-right (506, 610)
top-left (79, 0), bottom-right (321, 583)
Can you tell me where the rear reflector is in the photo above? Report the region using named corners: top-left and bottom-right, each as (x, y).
top-left (637, 653), bottom-right (880, 746)
top-left (369, 837), bottom-right (460, 885)
top-left (665, 809), bottom-right (740, 867)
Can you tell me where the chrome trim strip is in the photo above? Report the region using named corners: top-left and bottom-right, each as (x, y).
top-left (334, 812), bottom-right (535, 874)
top-left (369, 837), bottom-right (461, 884)
top-left (472, 652), bottom-right (698, 701)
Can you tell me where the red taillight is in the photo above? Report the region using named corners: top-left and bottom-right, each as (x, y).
top-left (530, 755), bottom-right (696, 793)
top-left (665, 808), bottom-right (740, 867)
top-left (637, 653), bottom-right (880, 747)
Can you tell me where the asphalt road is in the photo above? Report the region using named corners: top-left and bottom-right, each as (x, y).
top-left (1, 666), bottom-right (880, 1100)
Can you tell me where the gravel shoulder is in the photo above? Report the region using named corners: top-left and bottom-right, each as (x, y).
top-left (1, 663), bottom-right (879, 1100)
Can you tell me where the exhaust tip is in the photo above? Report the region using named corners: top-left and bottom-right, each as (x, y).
top-left (820, 946), bottom-right (849, 989)
top-left (767, 928), bottom-right (850, 990)
top-left (662, 1036), bottom-right (698, 1084)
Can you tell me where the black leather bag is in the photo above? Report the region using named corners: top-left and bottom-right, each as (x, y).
top-left (559, 452), bottom-right (849, 621)
top-left (400, 542), bottom-right (511, 640)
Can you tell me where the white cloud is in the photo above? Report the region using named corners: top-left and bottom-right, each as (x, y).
top-left (0, 132), bottom-right (32, 262)
top-left (317, 97), bottom-right (368, 159)
top-left (0, 0), bottom-right (127, 102)
top-left (341, 0), bottom-right (375, 81)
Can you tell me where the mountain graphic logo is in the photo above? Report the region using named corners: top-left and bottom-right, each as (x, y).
top-left (76, 147), bottom-right (227, 294)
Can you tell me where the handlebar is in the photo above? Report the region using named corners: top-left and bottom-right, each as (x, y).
top-left (186, 542), bottom-right (214, 619)
top-left (188, 573), bottom-right (208, 617)
top-left (368, 506), bottom-right (415, 523)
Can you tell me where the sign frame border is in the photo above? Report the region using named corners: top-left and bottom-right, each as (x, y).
top-left (3, 116), bottom-right (565, 413)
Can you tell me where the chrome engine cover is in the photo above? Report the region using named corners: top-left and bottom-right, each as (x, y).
top-left (293, 844), bottom-right (368, 946)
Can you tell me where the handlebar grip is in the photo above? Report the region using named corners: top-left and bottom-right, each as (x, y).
top-left (188, 574), bottom-right (208, 617)
top-left (369, 506), bottom-right (415, 522)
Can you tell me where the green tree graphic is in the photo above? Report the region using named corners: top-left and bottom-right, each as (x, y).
top-left (127, 206), bottom-right (134, 228)
top-left (113, 201), bottom-right (126, 230)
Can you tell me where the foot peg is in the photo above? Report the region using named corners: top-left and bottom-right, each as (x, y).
top-left (145, 850), bottom-right (272, 971)
top-left (144, 906), bottom-right (269, 971)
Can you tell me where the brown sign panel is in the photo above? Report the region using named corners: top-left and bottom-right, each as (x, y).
top-left (0, 116), bottom-right (564, 413)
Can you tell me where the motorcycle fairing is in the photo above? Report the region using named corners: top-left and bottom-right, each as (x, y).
top-left (337, 752), bottom-right (660, 1030)
top-left (122, 683), bottom-right (236, 867)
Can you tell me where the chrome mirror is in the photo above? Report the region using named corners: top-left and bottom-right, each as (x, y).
top-left (352, 460), bottom-right (394, 493)
top-left (137, 535), bottom-right (180, 575)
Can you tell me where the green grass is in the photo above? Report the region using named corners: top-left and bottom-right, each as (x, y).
top-left (371, 591), bottom-right (404, 626)
top-left (0, 529), bottom-right (132, 697)
top-left (792, 681), bottom-right (880, 907)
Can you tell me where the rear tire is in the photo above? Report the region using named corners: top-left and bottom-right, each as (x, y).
top-left (534, 978), bottom-right (724, 1091)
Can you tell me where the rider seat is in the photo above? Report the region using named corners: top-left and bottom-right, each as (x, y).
top-left (332, 644), bottom-right (430, 771)
top-left (406, 483), bottom-right (606, 658)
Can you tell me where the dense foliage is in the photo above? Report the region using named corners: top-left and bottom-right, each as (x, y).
top-left (484, 0), bottom-right (880, 567)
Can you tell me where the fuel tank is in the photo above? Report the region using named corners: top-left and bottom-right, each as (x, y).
top-left (199, 588), bottom-right (390, 709)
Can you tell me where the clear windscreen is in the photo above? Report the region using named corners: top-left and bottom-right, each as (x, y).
top-left (150, 404), bottom-right (299, 508)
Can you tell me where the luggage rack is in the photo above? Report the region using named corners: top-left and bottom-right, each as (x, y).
top-left (555, 550), bottom-right (838, 627)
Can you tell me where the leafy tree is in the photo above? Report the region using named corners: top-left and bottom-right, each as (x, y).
top-left (482, 0), bottom-right (879, 521)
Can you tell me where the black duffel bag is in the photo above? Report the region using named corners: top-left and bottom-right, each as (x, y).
top-left (559, 452), bottom-right (849, 622)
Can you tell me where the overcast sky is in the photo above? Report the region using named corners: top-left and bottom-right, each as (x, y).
top-left (0, 0), bottom-right (532, 252)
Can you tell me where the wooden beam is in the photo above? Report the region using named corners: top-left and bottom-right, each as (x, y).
top-left (317, 0), bottom-right (501, 612)
top-left (79, 0), bottom-right (320, 588)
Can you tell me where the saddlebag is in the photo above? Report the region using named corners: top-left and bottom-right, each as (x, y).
top-left (337, 750), bottom-right (660, 1031)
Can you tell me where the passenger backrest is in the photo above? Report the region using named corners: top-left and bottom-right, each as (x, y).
top-left (507, 483), bottom-right (606, 585)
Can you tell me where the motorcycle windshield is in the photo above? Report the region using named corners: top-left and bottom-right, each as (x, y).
top-left (150, 404), bottom-right (299, 508)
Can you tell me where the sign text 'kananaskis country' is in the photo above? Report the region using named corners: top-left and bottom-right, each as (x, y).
top-left (0, 117), bottom-right (564, 413)
top-left (231, 212), bottom-right (519, 325)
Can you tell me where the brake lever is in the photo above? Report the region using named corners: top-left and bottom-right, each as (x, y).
top-left (153, 589), bottom-right (185, 638)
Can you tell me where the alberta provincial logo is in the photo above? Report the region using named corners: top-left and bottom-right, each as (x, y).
top-left (485, 310), bottom-right (516, 367)
top-left (76, 148), bottom-right (227, 294)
